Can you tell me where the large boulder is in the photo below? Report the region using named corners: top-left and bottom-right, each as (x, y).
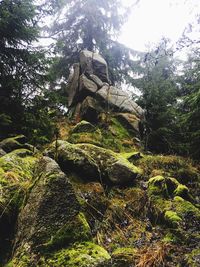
top-left (67, 63), bottom-right (80, 107)
top-left (80, 50), bottom-right (110, 83)
top-left (76, 143), bottom-right (142, 185)
top-left (0, 135), bottom-right (27, 153)
top-left (14, 156), bottom-right (91, 255)
top-left (80, 96), bottom-right (102, 123)
top-left (46, 141), bottom-right (141, 185)
top-left (97, 85), bottom-right (145, 119)
top-left (79, 74), bottom-right (98, 98)
top-left (71, 120), bottom-right (97, 134)
top-left (45, 140), bottom-right (100, 180)
top-left (115, 113), bottom-right (140, 133)
top-left (89, 74), bottom-right (104, 88)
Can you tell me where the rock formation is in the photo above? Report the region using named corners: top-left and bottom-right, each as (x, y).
top-left (66, 50), bottom-right (144, 134)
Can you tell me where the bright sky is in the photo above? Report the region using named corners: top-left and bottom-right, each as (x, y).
top-left (118, 0), bottom-right (200, 51)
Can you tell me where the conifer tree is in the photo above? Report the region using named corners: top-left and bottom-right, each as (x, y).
top-left (50, 0), bottom-right (141, 84)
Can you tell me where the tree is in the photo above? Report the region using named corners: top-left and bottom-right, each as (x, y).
top-left (0, 0), bottom-right (46, 137)
top-left (178, 47), bottom-right (200, 159)
top-left (50, 0), bottom-right (142, 85)
top-left (136, 40), bottom-right (180, 153)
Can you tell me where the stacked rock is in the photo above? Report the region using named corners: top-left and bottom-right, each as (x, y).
top-left (66, 50), bottom-right (144, 132)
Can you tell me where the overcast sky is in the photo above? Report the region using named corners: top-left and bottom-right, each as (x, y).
top-left (118, 0), bottom-right (200, 51)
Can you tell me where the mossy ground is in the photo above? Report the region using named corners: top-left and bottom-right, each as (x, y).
top-left (8, 242), bottom-right (111, 267)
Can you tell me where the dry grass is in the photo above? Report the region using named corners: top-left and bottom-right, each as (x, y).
top-left (136, 242), bottom-right (173, 267)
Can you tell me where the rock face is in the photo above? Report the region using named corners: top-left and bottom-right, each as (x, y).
top-left (80, 50), bottom-right (109, 83)
top-left (66, 50), bottom-right (145, 136)
top-left (46, 141), bottom-right (141, 185)
top-left (14, 157), bottom-right (85, 254)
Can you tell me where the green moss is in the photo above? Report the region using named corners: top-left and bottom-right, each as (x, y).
top-left (112, 247), bottom-right (137, 266)
top-left (162, 232), bottom-right (178, 243)
top-left (148, 176), bottom-right (179, 197)
top-left (99, 117), bottom-right (137, 152)
top-left (174, 184), bottom-right (189, 198)
top-left (68, 129), bottom-right (102, 146)
top-left (138, 155), bottom-right (196, 179)
top-left (185, 248), bottom-right (200, 267)
top-left (0, 152), bottom-right (37, 220)
top-left (0, 151), bottom-right (37, 182)
top-left (173, 196), bottom-right (200, 219)
top-left (164, 210), bottom-right (182, 226)
top-left (44, 242), bottom-right (110, 267)
top-left (7, 242), bottom-right (111, 267)
top-left (110, 118), bottom-right (130, 139)
top-left (148, 175), bottom-right (191, 201)
top-left (42, 212), bottom-right (91, 251)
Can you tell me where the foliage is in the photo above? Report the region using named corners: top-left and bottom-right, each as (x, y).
top-left (0, 0), bottom-right (47, 138)
top-left (49, 0), bottom-right (142, 85)
top-left (178, 48), bottom-right (200, 159)
top-left (136, 39), bottom-right (180, 154)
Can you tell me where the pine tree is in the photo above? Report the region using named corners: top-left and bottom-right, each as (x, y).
top-left (0, 0), bottom-right (47, 137)
top-left (136, 40), bottom-right (180, 153)
top-left (178, 48), bottom-right (200, 159)
top-left (50, 0), bottom-right (141, 84)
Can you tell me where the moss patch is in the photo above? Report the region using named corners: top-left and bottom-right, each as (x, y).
top-left (185, 248), bottom-right (200, 267)
top-left (9, 242), bottom-right (111, 267)
top-left (68, 129), bottom-right (102, 146)
top-left (164, 210), bottom-right (182, 226)
top-left (112, 247), bottom-right (137, 267)
top-left (42, 212), bottom-right (92, 251)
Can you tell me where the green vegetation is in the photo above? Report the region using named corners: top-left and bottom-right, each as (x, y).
top-left (0, 1), bottom-right (199, 267)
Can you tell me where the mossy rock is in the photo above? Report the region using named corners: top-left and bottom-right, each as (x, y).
top-left (68, 129), bottom-right (102, 146)
top-left (13, 157), bottom-right (90, 256)
top-left (45, 140), bottom-right (100, 180)
top-left (76, 143), bottom-right (142, 185)
top-left (45, 242), bottom-right (111, 267)
top-left (0, 149), bottom-right (37, 183)
top-left (173, 196), bottom-right (200, 220)
top-left (111, 247), bottom-right (137, 267)
top-left (164, 210), bottom-right (182, 226)
top-left (0, 135), bottom-right (26, 153)
top-left (71, 120), bottom-right (97, 134)
top-left (8, 242), bottom-right (111, 267)
top-left (46, 141), bottom-right (142, 185)
top-left (148, 175), bottom-right (190, 199)
top-left (0, 150), bottom-right (37, 265)
top-left (138, 154), bottom-right (198, 181)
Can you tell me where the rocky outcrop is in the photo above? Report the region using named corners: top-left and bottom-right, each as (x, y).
top-left (6, 155), bottom-right (111, 267)
top-left (14, 157), bottom-right (89, 254)
top-left (46, 141), bottom-right (141, 185)
top-left (66, 50), bottom-right (144, 136)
